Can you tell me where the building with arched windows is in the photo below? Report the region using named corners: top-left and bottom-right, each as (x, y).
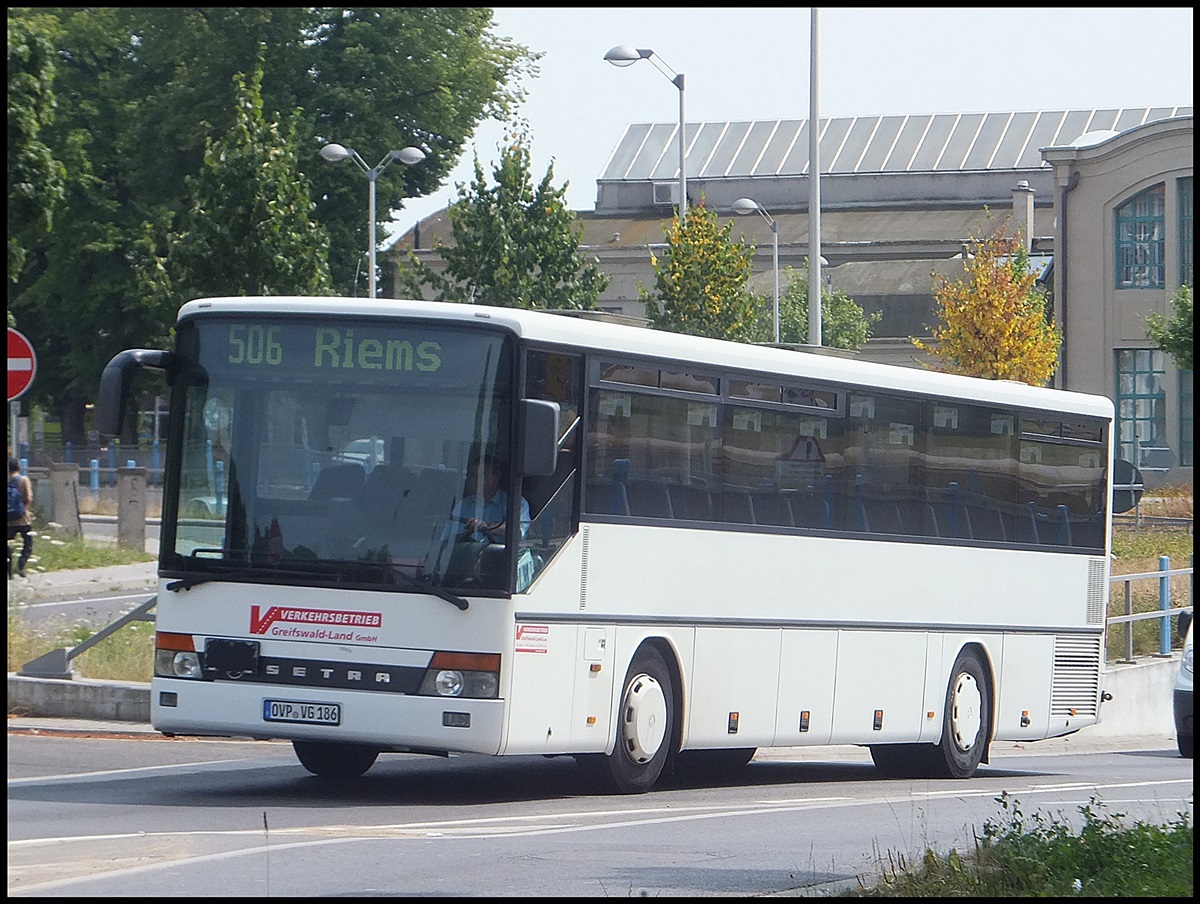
top-left (391, 108), bottom-right (1192, 484)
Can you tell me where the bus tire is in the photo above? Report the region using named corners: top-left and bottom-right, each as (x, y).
top-left (293, 740), bottom-right (379, 779)
top-left (927, 647), bottom-right (991, 778)
top-left (595, 646), bottom-right (676, 793)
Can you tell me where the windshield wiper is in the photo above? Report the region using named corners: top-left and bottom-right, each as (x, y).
top-left (166, 557), bottom-right (469, 610)
top-left (389, 567), bottom-right (469, 611)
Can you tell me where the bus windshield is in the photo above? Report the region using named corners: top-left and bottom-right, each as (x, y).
top-left (162, 316), bottom-right (515, 594)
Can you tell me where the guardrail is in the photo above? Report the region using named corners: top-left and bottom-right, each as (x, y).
top-left (1108, 555), bottom-right (1193, 663)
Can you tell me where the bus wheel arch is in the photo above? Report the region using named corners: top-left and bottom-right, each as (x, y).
top-left (587, 639), bottom-right (681, 793)
top-left (870, 643), bottom-right (994, 780)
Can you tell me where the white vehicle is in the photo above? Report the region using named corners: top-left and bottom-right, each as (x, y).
top-left (99, 297), bottom-right (1127, 792)
top-left (1175, 611), bottom-right (1193, 758)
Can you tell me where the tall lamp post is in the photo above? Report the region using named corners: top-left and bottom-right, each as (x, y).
top-left (604, 45), bottom-right (687, 225)
top-left (320, 142), bottom-right (425, 298)
top-left (732, 198), bottom-right (780, 344)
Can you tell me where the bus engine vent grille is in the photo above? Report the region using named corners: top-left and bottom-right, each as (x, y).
top-left (1050, 634), bottom-right (1101, 718)
top-left (1086, 558), bottom-right (1107, 626)
top-left (579, 525), bottom-right (590, 611)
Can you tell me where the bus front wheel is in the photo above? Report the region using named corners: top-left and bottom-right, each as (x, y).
top-left (585, 646), bottom-right (676, 793)
top-left (293, 740), bottom-right (379, 779)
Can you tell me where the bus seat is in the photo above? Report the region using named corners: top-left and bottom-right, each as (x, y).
top-left (752, 492), bottom-right (794, 527)
top-left (789, 492), bottom-right (830, 529)
top-left (586, 477), bottom-right (629, 516)
top-left (357, 464), bottom-right (414, 526)
top-left (627, 479), bottom-right (674, 519)
top-left (669, 483), bottom-right (714, 521)
top-left (309, 463), bottom-right (365, 504)
top-left (721, 490), bottom-right (755, 525)
top-left (864, 497), bottom-right (904, 535)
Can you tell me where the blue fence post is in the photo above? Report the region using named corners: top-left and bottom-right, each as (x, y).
top-left (127, 459), bottom-right (136, 470)
top-left (19, 458), bottom-right (28, 475)
top-left (65, 441), bottom-right (73, 463)
top-left (90, 458), bottom-right (100, 497)
top-left (106, 445), bottom-right (116, 485)
top-left (152, 439), bottom-right (161, 486)
top-left (215, 460), bottom-right (225, 515)
top-left (206, 439), bottom-right (215, 493)
top-left (1159, 555), bottom-right (1171, 656)
top-left (20, 442), bottom-right (29, 461)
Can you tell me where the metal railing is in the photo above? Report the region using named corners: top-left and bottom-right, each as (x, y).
top-left (19, 597), bottom-right (157, 680)
top-left (1108, 555), bottom-right (1193, 663)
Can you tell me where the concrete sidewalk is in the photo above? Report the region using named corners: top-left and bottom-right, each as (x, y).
top-left (9, 559), bottom-right (157, 602)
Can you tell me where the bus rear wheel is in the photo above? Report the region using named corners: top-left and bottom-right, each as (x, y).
top-left (584, 646), bottom-right (676, 794)
top-left (293, 740), bottom-right (379, 779)
top-left (870, 648), bottom-right (991, 779)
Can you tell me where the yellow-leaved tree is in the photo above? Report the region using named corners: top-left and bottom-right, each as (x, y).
top-left (914, 224), bottom-right (1061, 385)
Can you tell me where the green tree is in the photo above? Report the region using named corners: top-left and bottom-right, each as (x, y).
top-left (914, 224), bottom-right (1060, 385)
top-left (748, 266), bottom-right (879, 349)
top-left (162, 64), bottom-right (332, 302)
top-left (1146, 284), bottom-right (1193, 371)
top-left (7, 11), bottom-right (67, 284)
top-left (6, 8), bottom-right (535, 441)
top-left (642, 199), bottom-right (758, 340)
top-left (396, 126), bottom-right (608, 309)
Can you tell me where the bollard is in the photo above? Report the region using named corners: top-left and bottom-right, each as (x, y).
top-left (1159, 555), bottom-right (1171, 656)
top-left (117, 467), bottom-right (148, 551)
top-left (90, 458), bottom-right (100, 496)
top-left (49, 462), bottom-right (82, 538)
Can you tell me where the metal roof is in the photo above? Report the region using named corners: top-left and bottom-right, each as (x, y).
top-left (600, 108), bottom-right (1193, 181)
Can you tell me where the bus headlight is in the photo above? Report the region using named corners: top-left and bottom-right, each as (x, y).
top-left (154, 632), bottom-right (202, 679)
top-left (418, 651), bottom-right (500, 699)
top-left (155, 650), bottom-right (202, 679)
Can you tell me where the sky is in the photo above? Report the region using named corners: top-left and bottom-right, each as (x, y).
top-left (386, 6), bottom-right (1194, 242)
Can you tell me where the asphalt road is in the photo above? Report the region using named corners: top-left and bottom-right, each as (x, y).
top-left (6, 726), bottom-right (1190, 897)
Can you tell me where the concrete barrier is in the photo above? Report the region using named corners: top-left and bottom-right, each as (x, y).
top-left (7, 674), bottom-right (149, 722)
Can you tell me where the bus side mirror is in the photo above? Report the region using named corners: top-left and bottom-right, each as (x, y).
top-left (97, 349), bottom-right (175, 438)
top-left (1110, 458), bottom-right (1143, 515)
top-left (519, 399), bottom-right (560, 477)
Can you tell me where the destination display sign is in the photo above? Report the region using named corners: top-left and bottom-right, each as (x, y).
top-left (183, 318), bottom-right (511, 388)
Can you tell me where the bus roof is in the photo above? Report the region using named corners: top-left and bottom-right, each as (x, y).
top-left (178, 296), bottom-right (1114, 419)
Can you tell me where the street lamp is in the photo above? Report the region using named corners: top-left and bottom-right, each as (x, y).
top-left (733, 198), bottom-right (780, 344)
top-left (604, 45), bottom-right (687, 225)
top-left (320, 142), bottom-right (426, 298)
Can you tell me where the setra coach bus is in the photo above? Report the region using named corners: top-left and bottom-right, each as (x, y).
top-left (98, 296), bottom-right (1126, 792)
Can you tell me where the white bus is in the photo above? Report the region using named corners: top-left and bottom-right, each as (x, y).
top-left (99, 297), bottom-right (1123, 792)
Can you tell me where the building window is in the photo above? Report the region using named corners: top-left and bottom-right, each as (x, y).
top-left (1115, 184), bottom-right (1165, 289)
top-left (1181, 369), bottom-right (1193, 468)
top-left (1115, 349), bottom-right (1167, 466)
top-left (1179, 176), bottom-right (1193, 288)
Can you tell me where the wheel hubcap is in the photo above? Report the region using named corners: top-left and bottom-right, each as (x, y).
top-left (950, 672), bottom-right (983, 751)
top-left (621, 673), bottom-right (668, 764)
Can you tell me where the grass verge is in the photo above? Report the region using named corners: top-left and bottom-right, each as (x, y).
top-left (848, 793), bottom-right (1192, 896)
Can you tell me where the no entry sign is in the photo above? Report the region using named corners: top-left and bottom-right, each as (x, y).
top-left (7, 328), bottom-right (37, 401)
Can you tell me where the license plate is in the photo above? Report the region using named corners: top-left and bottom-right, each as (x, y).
top-left (263, 699), bottom-right (341, 725)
